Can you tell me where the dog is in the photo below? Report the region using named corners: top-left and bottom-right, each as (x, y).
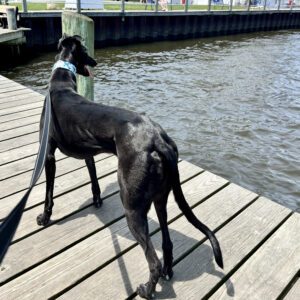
top-left (37, 34), bottom-right (223, 299)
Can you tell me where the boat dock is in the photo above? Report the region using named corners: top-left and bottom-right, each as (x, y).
top-left (0, 75), bottom-right (299, 299)
top-left (0, 28), bottom-right (28, 45)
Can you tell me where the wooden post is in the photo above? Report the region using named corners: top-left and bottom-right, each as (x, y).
top-left (208, 0), bottom-right (212, 11)
top-left (247, 0), bottom-right (251, 11)
top-left (77, 0), bottom-right (81, 13)
top-left (22, 0), bottom-right (28, 13)
top-left (277, 0), bottom-right (281, 10)
top-left (185, 0), bottom-right (189, 12)
top-left (6, 7), bottom-right (17, 30)
top-left (62, 11), bottom-right (95, 101)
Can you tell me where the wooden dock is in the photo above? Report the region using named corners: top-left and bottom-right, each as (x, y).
top-left (0, 75), bottom-right (299, 299)
top-left (0, 28), bottom-right (28, 45)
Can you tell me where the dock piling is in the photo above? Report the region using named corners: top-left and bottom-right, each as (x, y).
top-left (62, 11), bottom-right (95, 101)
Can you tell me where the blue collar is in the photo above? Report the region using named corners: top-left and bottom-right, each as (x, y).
top-left (52, 60), bottom-right (77, 76)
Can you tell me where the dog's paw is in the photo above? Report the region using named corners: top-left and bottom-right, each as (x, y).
top-left (161, 266), bottom-right (173, 281)
top-left (93, 196), bottom-right (102, 208)
top-left (36, 213), bottom-right (51, 226)
top-left (137, 283), bottom-right (154, 299)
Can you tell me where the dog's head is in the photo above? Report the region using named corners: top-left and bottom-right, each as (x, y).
top-left (58, 34), bottom-right (97, 77)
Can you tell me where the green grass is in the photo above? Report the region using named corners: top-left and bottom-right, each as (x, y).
top-left (10, 2), bottom-right (245, 12)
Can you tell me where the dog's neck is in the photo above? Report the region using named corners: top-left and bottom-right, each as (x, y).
top-left (50, 59), bottom-right (77, 92)
top-left (52, 60), bottom-right (76, 76)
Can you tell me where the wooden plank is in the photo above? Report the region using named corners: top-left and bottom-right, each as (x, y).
top-left (0, 153), bottom-right (111, 199)
top-left (285, 279), bottom-right (300, 300)
top-left (0, 108), bottom-right (41, 123)
top-left (212, 213), bottom-right (300, 300)
top-left (0, 165), bottom-right (224, 295)
top-left (0, 91), bottom-right (42, 104)
top-left (0, 142), bottom-right (40, 165)
top-left (55, 184), bottom-right (258, 300)
top-left (0, 131), bottom-right (38, 152)
top-left (0, 155), bottom-right (119, 219)
top-left (152, 198), bottom-right (292, 299)
top-left (0, 122), bottom-right (39, 141)
top-left (0, 81), bottom-right (27, 91)
top-left (0, 114), bottom-right (40, 132)
top-left (0, 95), bottom-right (42, 110)
top-left (0, 150), bottom-right (66, 181)
top-left (0, 88), bottom-right (40, 100)
top-left (0, 101), bottom-right (43, 117)
top-left (58, 197), bottom-right (290, 300)
top-left (0, 85), bottom-right (28, 95)
top-left (0, 161), bottom-right (201, 280)
top-left (6, 161), bottom-right (200, 241)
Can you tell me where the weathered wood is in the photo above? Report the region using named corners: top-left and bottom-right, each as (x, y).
top-left (0, 142), bottom-right (40, 165)
top-left (212, 213), bottom-right (299, 300)
top-left (0, 151), bottom-right (66, 181)
top-left (0, 131), bottom-right (38, 152)
top-left (0, 108), bottom-right (41, 124)
top-left (284, 280), bottom-right (300, 300)
top-left (6, 7), bottom-right (17, 30)
top-left (59, 197), bottom-right (290, 300)
top-left (0, 86), bottom-right (27, 95)
top-left (0, 162), bottom-right (200, 279)
top-left (0, 88), bottom-right (40, 100)
top-left (0, 153), bottom-right (111, 199)
top-left (62, 11), bottom-right (95, 101)
top-left (0, 122), bottom-right (39, 142)
top-left (153, 197), bottom-right (291, 299)
top-left (0, 101), bottom-right (43, 117)
top-left (0, 156), bottom-right (119, 219)
top-left (0, 94), bottom-right (42, 110)
top-left (0, 91), bottom-right (42, 104)
top-left (0, 114), bottom-right (40, 132)
top-left (8, 161), bottom-right (199, 239)
top-left (0, 166), bottom-right (223, 294)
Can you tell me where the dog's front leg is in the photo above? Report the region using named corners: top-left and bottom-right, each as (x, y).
top-left (37, 140), bottom-right (57, 226)
top-left (85, 157), bottom-right (102, 208)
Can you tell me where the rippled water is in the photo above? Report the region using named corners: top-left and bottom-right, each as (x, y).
top-left (2, 30), bottom-right (300, 211)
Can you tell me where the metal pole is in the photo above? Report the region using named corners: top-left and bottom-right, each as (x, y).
top-left (263, 0), bottom-right (267, 10)
top-left (208, 0), bottom-right (212, 11)
top-left (185, 0), bottom-right (189, 12)
top-left (155, 0), bottom-right (159, 12)
top-left (22, 0), bottom-right (28, 13)
top-left (121, 0), bottom-right (125, 13)
top-left (229, 0), bottom-right (233, 11)
top-left (247, 0), bottom-right (251, 11)
top-left (77, 0), bottom-right (81, 14)
top-left (277, 0), bottom-right (281, 10)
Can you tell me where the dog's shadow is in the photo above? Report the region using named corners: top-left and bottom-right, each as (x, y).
top-left (57, 182), bottom-right (234, 298)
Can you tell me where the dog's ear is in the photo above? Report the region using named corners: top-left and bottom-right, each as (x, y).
top-left (73, 35), bottom-right (83, 42)
top-left (58, 34), bottom-right (72, 51)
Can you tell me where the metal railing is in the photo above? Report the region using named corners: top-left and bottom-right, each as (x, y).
top-left (4, 0), bottom-right (300, 13)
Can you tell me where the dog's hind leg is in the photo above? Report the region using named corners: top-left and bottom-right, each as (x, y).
top-left (85, 157), bottom-right (102, 208)
top-left (37, 139), bottom-right (57, 226)
top-left (125, 208), bottom-right (162, 299)
top-left (154, 198), bottom-right (173, 280)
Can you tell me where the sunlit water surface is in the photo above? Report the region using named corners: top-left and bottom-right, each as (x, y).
top-left (2, 30), bottom-right (300, 211)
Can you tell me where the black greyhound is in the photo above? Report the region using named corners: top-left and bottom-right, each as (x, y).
top-left (38, 34), bottom-right (223, 299)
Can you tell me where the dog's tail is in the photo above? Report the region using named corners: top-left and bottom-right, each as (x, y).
top-left (156, 142), bottom-right (224, 269)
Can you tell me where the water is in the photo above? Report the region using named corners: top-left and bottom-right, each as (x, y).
top-left (2, 30), bottom-right (300, 211)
